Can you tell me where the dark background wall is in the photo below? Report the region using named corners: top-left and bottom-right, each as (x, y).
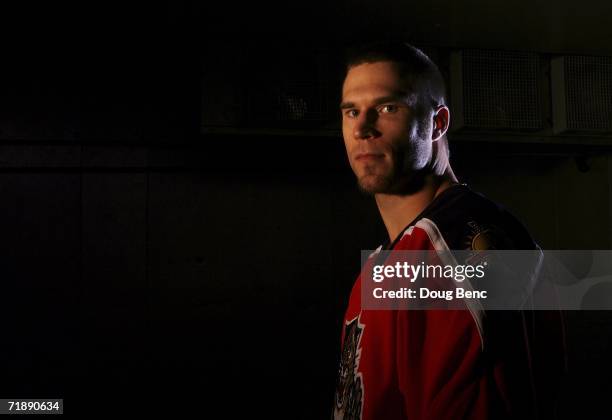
top-left (1, 1), bottom-right (611, 418)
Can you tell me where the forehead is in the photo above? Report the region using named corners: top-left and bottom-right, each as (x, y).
top-left (342, 61), bottom-right (414, 100)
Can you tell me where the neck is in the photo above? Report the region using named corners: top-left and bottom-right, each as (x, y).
top-left (375, 166), bottom-right (458, 243)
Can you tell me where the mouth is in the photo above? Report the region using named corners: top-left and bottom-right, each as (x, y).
top-left (355, 153), bottom-right (385, 161)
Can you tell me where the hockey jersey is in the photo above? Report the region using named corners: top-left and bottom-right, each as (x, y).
top-left (332, 184), bottom-right (564, 420)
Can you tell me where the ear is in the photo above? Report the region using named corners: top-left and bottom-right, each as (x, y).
top-left (432, 105), bottom-right (450, 142)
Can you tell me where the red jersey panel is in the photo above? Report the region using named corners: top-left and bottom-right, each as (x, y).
top-left (333, 184), bottom-right (564, 420)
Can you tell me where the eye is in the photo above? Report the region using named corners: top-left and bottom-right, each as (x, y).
top-left (379, 104), bottom-right (399, 114)
top-left (343, 109), bottom-right (358, 118)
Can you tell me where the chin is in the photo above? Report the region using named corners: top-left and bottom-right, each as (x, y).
top-left (357, 174), bottom-right (393, 195)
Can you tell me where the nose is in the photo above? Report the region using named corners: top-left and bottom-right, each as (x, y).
top-left (354, 109), bottom-right (379, 140)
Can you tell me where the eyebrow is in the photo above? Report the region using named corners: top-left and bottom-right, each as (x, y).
top-left (339, 93), bottom-right (415, 110)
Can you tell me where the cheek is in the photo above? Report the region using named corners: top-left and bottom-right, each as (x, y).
top-left (342, 135), bottom-right (357, 171)
top-left (388, 124), bottom-right (431, 169)
top-left (342, 118), bottom-right (355, 141)
top-left (342, 131), bottom-right (352, 155)
top-left (413, 141), bottom-right (432, 168)
top-left (402, 134), bottom-right (432, 169)
top-left (413, 119), bottom-right (434, 166)
top-left (383, 115), bottom-right (412, 138)
top-left (341, 123), bottom-right (350, 142)
top-left (342, 117), bottom-right (351, 138)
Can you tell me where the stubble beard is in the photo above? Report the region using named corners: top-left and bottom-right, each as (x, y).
top-left (355, 151), bottom-right (428, 196)
top-left (356, 163), bottom-right (396, 195)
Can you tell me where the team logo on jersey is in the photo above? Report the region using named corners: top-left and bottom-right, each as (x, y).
top-left (333, 315), bottom-right (365, 420)
top-left (466, 220), bottom-right (513, 250)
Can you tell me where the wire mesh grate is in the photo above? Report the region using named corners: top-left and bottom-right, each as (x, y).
top-left (462, 49), bottom-right (542, 130)
top-left (565, 55), bottom-right (612, 131)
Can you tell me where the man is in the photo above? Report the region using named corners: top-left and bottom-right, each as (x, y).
top-left (332, 42), bottom-right (564, 420)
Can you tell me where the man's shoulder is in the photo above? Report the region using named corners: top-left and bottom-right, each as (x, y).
top-left (418, 184), bottom-right (537, 251)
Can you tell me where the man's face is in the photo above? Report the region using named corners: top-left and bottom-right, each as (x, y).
top-left (341, 61), bottom-right (433, 194)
